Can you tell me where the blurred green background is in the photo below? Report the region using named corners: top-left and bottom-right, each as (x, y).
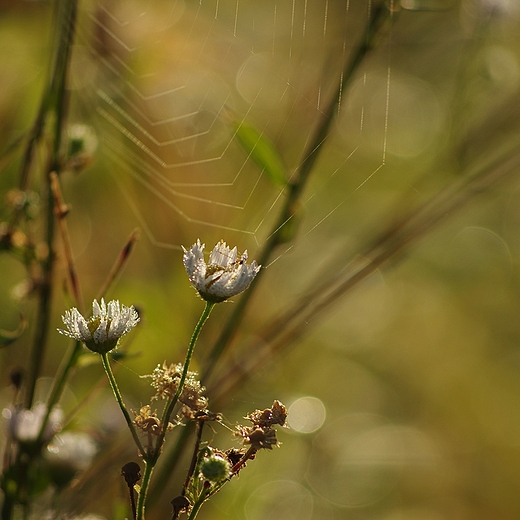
top-left (3, 0), bottom-right (520, 518)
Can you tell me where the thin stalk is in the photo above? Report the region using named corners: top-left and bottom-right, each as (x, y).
top-left (135, 302), bottom-right (215, 519)
top-left (100, 353), bottom-right (146, 457)
top-left (24, 0), bottom-right (79, 410)
top-left (146, 422), bottom-right (194, 505)
top-left (36, 341), bottom-right (83, 444)
top-left (136, 461), bottom-right (153, 520)
top-left (186, 488), bottom-right (209, 520)
top-left (128, 486), bottom-right (137, 520)
top-left (202, 1), bottom-right (394, 382)
top-left (155, 302), bottom-right (215, 458)
top-left (96, 229), bottom-right (140, 301)
top-left (230, 446), bottom-right (257, 474)
top-left (181, 420), bottom-right (205, 497)
top-left (50, 172), bottom-right (84, 313)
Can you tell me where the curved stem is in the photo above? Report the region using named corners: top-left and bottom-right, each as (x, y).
top-left (156, 302), bottom-right (215, 456)
top-left (134, 302), bottom-right (215, 519)
top-left (186, 488), bottom-right (209, 520)
top-left (100, 353), bottom-right (146, 457)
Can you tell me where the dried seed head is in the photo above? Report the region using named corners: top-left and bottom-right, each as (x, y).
top-left (234, 424), bottom-right (279, 450)
top-left (171, 495), bottom-right (190, 516)
top-left (246, 400), bottom-right (288, 428)
top-left (133, 405), bottom-right (165, 435)
top-left (121, 461), bottom-right (141, 487)
top-left (144, 362), bottom-right (208, 417)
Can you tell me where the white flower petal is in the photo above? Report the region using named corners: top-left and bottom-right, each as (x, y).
top-left (76, 312), bottom-right (92, 341)
top-left (92, 299), bottom-right (102, 317)
top-left (59, 308), bottom-right (91, 341)
top-left (93, 319), bottom-right (108, 344)
top-left (183, 240), bottom-right (205, 277)
top-left (106, 299), bottom-right (120, 319)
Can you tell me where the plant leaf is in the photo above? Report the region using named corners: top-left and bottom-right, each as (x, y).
top-left (231, 117), bottom-right (287, 188)
top-left (0, 315), bottom-right (27, 348)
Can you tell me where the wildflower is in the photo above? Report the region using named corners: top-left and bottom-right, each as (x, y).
top-left (182, 239), bottom-right (260, 303)
top-left (58, 298), bottom-right (139, 354)
top-left (45, 431), bottom-right (98, 487)
top-left (4, 402), bottom-right (62, 444)
top-left (66, 123), bottom-right (98, 173)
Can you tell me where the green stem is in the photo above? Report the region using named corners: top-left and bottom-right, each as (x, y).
top-left (181, 420), bottom-right (205, 496)
top-left (146, 422), bottom-right (194, 505)
top-left (186, 488), bottom-right (209, 520)
top-left (134, 302), bottom-right (215, 519)
top-left (136, 460), bottom-right (153, 520)
top-left (100, 353), bottom-right (146, 457)
top-left (36, 341), bottom-right (83, 444)
top-left (156, 302), bottom-right (215, 455)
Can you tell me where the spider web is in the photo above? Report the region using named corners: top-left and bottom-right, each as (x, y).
top-left (73, 0), bottom-right (396, 263)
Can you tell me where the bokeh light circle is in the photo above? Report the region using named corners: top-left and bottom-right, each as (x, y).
top-left (244, 480), bottom-right (313, 520)
top-left (288, 396), bottom-right (326, 434)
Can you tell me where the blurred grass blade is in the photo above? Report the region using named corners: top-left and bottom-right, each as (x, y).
top-left (229, 113), bottom-right (287, 188)
top-left (0, 315), bottom-right (27, 348)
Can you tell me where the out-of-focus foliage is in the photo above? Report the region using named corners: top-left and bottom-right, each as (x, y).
top-left (2, 0), bottom-right (520, 519)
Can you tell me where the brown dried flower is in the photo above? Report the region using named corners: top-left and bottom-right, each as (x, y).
top-left (133, 405), bottom-right (165, 435)
top-left (246, 400), bottom-right (287, 428)
top-left (144, 362), bottom-right (208, 418)
top-left (234, 424), bottom-right (279, 450)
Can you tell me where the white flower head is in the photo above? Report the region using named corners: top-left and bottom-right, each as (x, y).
top-left (46, 431), bottom-right (98, 470)
top-left (4, 402), bottom-right (63, 444)
top-left (58, 298), bottom-right (139, 354)
top-left (183, 239), bottom-right (260, 303)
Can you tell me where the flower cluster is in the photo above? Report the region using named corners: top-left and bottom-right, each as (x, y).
top-left (234, 400), bottom-right (288, 452)
top-left (59, 298), bottom-right (139, 354)
top-left (145, 362), bottom-right (208, 418)
top-left (183, 239), bottom-right (260, 303)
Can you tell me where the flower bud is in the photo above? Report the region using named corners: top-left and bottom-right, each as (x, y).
top-left (200, 454), bottom-right (231, 482)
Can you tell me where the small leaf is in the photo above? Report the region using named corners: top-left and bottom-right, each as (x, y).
top-left (228, 111), bottom-right (287, 188)
top-left (0, 315), bottom-right (27, 348)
